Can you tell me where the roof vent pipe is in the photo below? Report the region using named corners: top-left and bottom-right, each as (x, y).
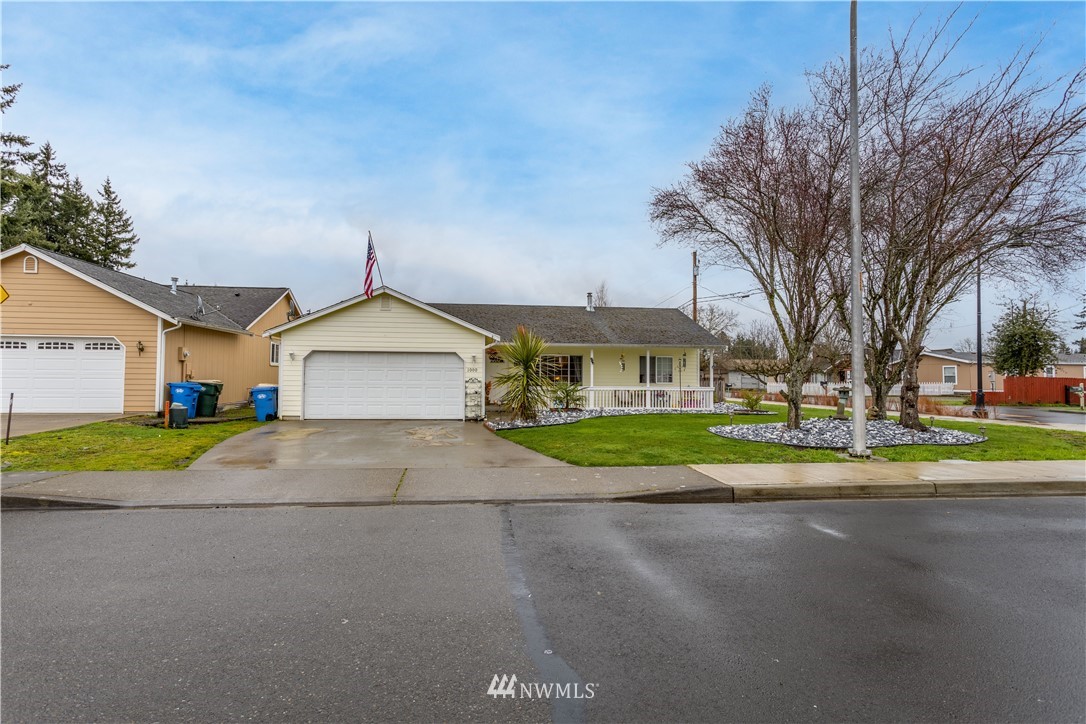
top-left (170, 277), bottom-right (179, 295)
top-left (586, 292), bottom-right (594, 312)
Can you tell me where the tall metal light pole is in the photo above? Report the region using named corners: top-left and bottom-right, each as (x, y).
top-left (974, 256), bottom-right (986, 416)
top-left (849, 0), bottom-right (869, 457)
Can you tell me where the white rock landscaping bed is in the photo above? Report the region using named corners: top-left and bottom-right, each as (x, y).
top-left (487, 402), bottom-right (772, 431)
top-left (708, 417), bottom-right (986, 449)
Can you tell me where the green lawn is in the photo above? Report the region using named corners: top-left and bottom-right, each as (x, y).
top-left (1, 415), bottom-right (265, 471)
top-left (496, 408), bottom-right (1086, 467)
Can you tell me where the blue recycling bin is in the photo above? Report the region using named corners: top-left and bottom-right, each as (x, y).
top-left (168, 382), bottom-right (203, 418)
top-left (253, 385), bottom-right (279, 422)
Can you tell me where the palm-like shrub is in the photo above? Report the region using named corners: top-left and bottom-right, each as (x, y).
top-left (553, 381), bottom-right (586, 411)
top-left (493, 326), bottom-right (555, 421)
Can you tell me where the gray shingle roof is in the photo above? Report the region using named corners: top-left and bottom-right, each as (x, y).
top-left (1057, 353), bottom-right (1086, 365)
top-left (179, 285), bottom-right (290, 329)
top-left (29, 246), bottom-right (285, 334)
top-left (429, 303), bottom-right (723, 347)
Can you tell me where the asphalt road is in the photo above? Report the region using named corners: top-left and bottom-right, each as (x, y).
top-left (990, 405), bottom-right (1086, 427)
top-left (3, 498), bottom-right (1084, 723)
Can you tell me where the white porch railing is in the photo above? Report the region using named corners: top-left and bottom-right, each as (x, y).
top-left (587, 386), bottom-right (713, 410)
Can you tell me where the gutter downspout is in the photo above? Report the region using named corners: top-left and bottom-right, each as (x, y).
top-left (156, 319), bottom-right (183, 410)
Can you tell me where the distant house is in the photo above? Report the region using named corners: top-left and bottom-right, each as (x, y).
top-left (1048, 353), bottom-right (1086, 379)
top-left (916, 349), bottom-right (1086, 393)
top-left (263, 287), bottom-right (724, 420)
top-left (0, 244), bottom-right (299, 413)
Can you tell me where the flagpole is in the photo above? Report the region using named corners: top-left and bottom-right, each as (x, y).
top-left (369, 230), bottom-right (385, 287)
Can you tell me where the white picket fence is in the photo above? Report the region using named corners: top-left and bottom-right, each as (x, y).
top-left (765, 382), bottom-right (956, 397)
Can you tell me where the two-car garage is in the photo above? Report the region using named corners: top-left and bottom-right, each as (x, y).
top-left (0, 336), bottom-right (126, 413)
top-left (267, 289), bottom-right (495, 421)
top-left (303, 351), bottom-right (465, 420)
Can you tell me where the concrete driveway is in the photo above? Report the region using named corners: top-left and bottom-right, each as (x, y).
top-left (0, 413), bottom-right (124, 439)
top-left (189, 419), bottom-right (569, 470)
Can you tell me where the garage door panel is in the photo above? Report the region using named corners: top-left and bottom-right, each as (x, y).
top-left (304, 351), bottom-right (464, 420)
top-left (0, 336), bottom-right (125, 413)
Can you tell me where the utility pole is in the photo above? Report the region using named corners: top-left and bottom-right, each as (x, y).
top-left (848, 0), bottom-right (870, 457)
top-left (692, 250), bottom-right (699, 323)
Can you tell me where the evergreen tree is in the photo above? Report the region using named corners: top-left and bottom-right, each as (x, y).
top-left (89, 178), bottom-right (138, 269)
top-left (1, 65), bottom-right (34, 168)
top-left (987, 301), bottom-right (1063, 377)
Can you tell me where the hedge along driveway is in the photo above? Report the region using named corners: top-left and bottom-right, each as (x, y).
top-left (1, 416), bottom-right (265, 471)
top-left (494, 410), bottom-right (1086, 467)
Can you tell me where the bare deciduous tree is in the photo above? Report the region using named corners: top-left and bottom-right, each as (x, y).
top-left (651, 88), bottom-right (850, 428)
top-left (592, 280), bottom-right (611, 307)
top-left (815, 13), bottom-right (1086, 428)
top-left (692, 303), bottom-right (739, 386)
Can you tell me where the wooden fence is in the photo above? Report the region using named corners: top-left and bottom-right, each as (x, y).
top-left (970, 376), bottom-right (1086, 405)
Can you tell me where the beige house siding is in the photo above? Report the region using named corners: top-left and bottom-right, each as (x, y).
top-left (0, 250), bottom-right (161, 411)
top-left (1050, 363), bottom-right (1086, 379)
top-left (277, 294), bottom-right (488, 419)
top-left (916, 355), bottom-right (1005, 392)
top-left (162, 294), bottom-right (297, 406)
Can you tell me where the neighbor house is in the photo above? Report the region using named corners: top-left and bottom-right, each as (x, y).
top-left (0, 244), bottom-right (299, 413)
top-left (263, 287), bottom-right (724, 420)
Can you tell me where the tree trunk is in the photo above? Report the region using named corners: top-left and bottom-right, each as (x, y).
top-left (898, 346), bottom-right (927, 431)
top-left (783, 369), bottom-right (804, 429)
top-left (869, 381), bottom-right (891, 421)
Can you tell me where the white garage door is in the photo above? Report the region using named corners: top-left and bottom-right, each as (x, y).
top-left (0, 336), bottom-right (125, 413)
top-left (304, 351), bottom-right (464, 420)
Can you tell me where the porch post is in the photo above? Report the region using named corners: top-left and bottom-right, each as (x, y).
top-left (589, 348), bottom-right (595, 408)
top-left (646, 348), bottom-right (651, 408)
top-left (708, 348), bottom-right (714, 408)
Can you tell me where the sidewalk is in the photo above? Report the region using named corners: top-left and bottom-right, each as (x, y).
top-left (2, 460), bottom-right (1082, 510)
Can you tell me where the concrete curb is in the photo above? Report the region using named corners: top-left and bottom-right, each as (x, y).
top-left (3, 478), bottom-right (1082, 510)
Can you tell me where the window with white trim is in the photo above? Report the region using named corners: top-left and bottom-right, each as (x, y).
top-left (540, 355), bottom-right (582, 384)
top-left (38, 341), bottom-right (75, 350)
top-left (1043, 365), bottom-right (1056, 378)
top-left (23, 256), bottom-right (37, 273)
top-left (270, 341), bottom-right (281, 366)
top-left (85, 342), bottom-right (122, 351)
top-left (942, 365), bottom-right (957, 385)
top-left (640, 356), bottom-right (674, 383)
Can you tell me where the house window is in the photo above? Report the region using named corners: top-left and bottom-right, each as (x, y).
top-left (270, 341), bottom-right (281, 366)
top-left (541, 355), bottom-right (582, 384)
top-left (942, 366), bottom-right (957, 385)
top-left (23, 256), bottom-right (37, 273)
top-left (640, 356), bottom-right (674, 383)
top-left (1043, 365), bottom-right (1056, 378)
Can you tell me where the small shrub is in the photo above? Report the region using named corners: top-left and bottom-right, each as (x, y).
top-left (553, 381), bottom-right (586, 410)
top-left (739, 389), bottom-right (764, 411)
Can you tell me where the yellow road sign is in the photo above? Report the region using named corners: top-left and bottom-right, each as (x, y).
top-left (0, 285), bottom-right (8, 304)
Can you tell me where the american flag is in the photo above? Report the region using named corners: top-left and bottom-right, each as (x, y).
top-left (364, 232), bottom-right (377, 298)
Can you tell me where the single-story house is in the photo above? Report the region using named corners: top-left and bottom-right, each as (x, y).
top-left (1049, 353), bottom-right (1086, 379)
top-left (263, 287), bottom-right (724, 420)
top-left (0, 244), bottom-right (299, 413)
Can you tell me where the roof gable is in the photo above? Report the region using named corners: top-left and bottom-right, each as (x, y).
top-left (262, 287), bottom-right (499, 339)
top-left (1, 243), bottom-right (249, 334)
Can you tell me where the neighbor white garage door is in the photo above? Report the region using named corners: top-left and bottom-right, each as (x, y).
top-left (0, 336), bottom-right (125, 413)
top-left (303, 351), bottom-right (464, 419)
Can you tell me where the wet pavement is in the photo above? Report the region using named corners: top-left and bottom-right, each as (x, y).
top-left (990, 405), bottom-right (1086, 428)
top-left (189, 419), bottom-right (569, 470)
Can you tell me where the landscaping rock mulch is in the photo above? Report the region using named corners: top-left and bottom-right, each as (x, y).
top-left (486, 402), bottom-right (772, 431)
top-left (708, 417), bottom-right (986, 449)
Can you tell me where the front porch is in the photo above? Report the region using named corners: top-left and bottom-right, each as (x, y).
top-left (586, 385), bottom-right (714, 410)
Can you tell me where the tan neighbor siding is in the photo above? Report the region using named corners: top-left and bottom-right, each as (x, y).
top-left (162, 295), bottom-right (296, 405)
top-left (0, 250), bottom-right (161, 411)
top-left (916, 355), bottom-right (1005, 392)
top-left (277, 294), bottom-right (487, 419)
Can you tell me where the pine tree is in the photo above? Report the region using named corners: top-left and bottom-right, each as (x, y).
top-left (89, 178), bottom-right (138, 269)
top-left (987, 301), bottom-right (1062, 377)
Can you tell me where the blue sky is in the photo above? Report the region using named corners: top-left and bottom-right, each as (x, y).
top-left (3, 1), bottom-right (1083, 346)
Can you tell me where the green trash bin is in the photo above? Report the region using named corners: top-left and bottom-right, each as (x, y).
top-left (194, 380), bottom-right (224, 417)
